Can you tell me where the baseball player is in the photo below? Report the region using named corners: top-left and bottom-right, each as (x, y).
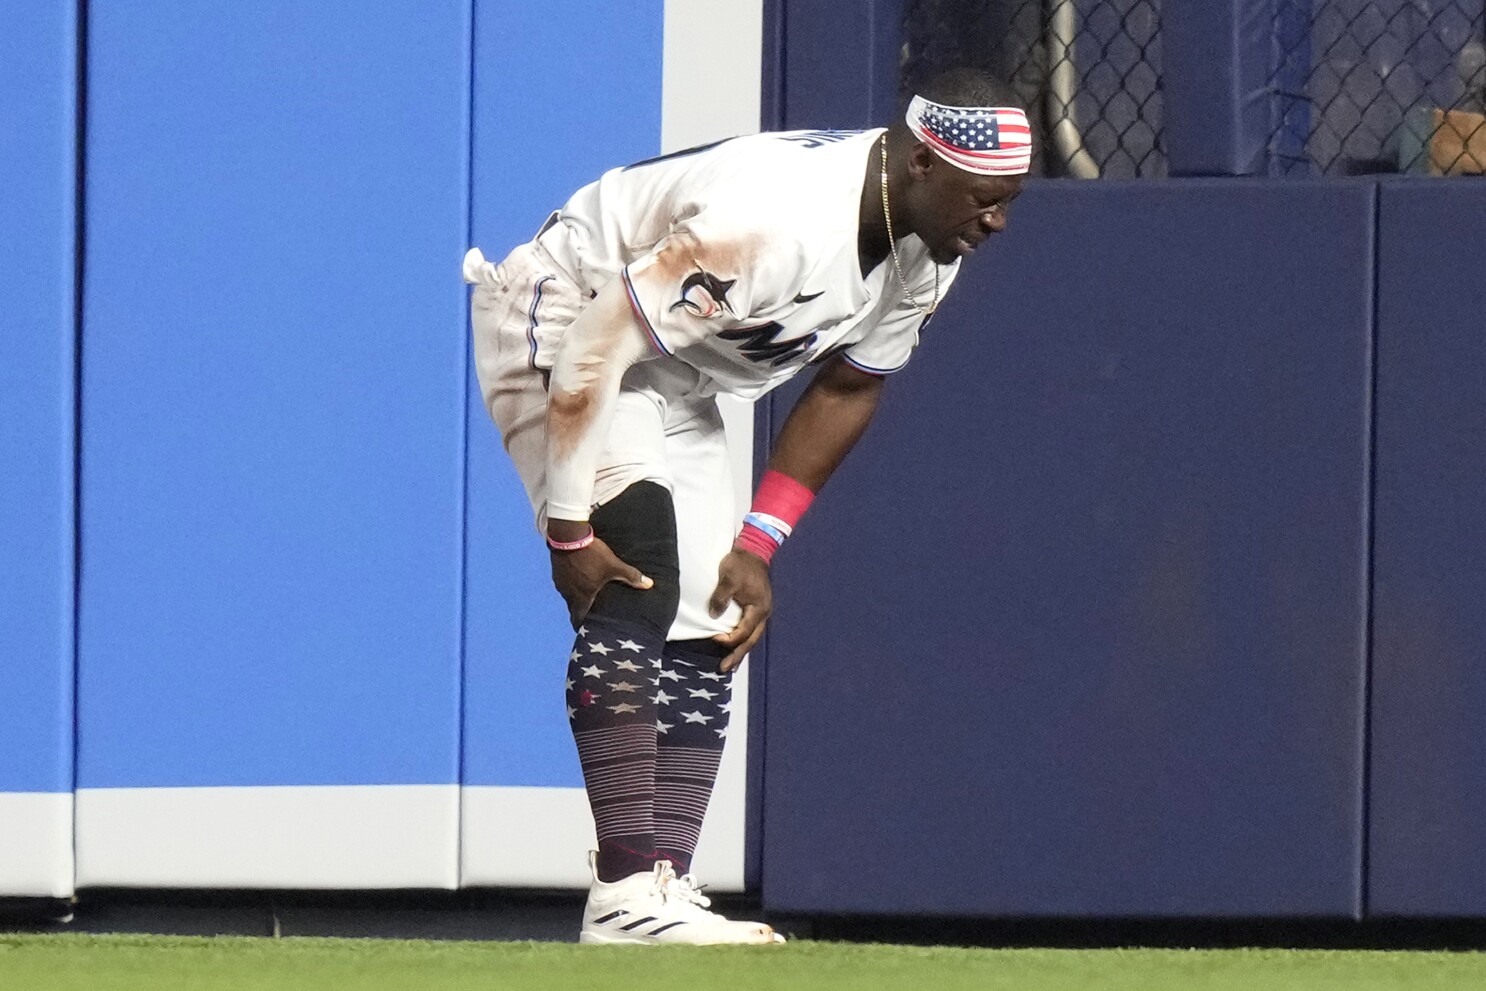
top-left (464, 68), bottom-right (1029, 944)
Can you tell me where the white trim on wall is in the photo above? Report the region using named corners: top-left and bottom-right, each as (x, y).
top-left (74, 785), bottom-right (459, 889)
top-left (0, 792), bottom-right (74, 897)
top-left (460, 786), bottom-right (596, 888)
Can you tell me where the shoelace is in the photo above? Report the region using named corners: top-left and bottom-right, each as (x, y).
top-left (649, 861), bottom-right (676, 901)
top-left (669, 873), bottom-right (712, 910)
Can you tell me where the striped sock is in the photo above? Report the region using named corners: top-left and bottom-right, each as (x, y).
top-left (566, 616), bottom-right (664, 882)
top-left (652, 639), bottom-right (734, 875)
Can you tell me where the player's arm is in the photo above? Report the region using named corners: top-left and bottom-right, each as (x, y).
top-left (768, 354), bottom-right (887, 489)
top-left (710, 356), bottom-right (886, 670)
top-left (543, 278), bottom-right (660, 625)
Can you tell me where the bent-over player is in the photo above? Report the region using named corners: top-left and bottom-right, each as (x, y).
top-left (464, 68), bottom-right (1029, 944)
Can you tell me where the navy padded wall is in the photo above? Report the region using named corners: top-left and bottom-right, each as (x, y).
top-left (782, 0), bottom-right (903, 130)
top-left (762, 181), bottom-right (1373, 918)
top-left (78, 1), bottom-right (469, 788)
top-left (0, 0), bottom-right (76, 795)
top-left (1369, 181), bottom-right (1486, 917)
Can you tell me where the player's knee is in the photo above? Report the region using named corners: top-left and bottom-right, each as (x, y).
top-left (586, 480), bottom-right (681, 637)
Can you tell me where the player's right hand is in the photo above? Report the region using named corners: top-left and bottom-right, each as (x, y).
top-left (549, 538), bottom-right (653, 628)
top-left (708, 549), bottom-right (773, 673)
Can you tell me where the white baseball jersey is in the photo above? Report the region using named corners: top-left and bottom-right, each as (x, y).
top-left (529, 127), bottom-right (959, 400)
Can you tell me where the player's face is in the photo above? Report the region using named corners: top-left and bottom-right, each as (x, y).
top-left (909, 158), bottom-right (1024, 265)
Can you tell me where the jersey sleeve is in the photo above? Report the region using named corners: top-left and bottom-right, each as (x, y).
top-left (620, 212), bottom-right (804, 355)
top-left (842, 261), bottom-right (960, 375)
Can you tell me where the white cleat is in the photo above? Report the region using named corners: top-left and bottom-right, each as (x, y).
top-left (579, 853), bottom-right (784, 945)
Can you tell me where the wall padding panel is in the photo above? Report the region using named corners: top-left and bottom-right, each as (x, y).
top-left (762, 181), bottom-right (1373, 918)
top-left (1369, 181), bottom-right (1486, 917)
top-left (0, 0), bottom-right (78, 898)
top-left (77, 1), bottom-right (470, 886)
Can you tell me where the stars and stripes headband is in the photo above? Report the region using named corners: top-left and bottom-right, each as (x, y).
top-left (905, 95), bottom-right (1032, 176)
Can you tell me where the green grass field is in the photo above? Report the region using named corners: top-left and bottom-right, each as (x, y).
top-left (3, 934), bottom-right (1486, 991)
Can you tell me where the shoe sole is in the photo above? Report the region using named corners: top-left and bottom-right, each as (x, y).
top-left (578, 930), bottom-right (655, 945)
top-left (579, 927), bottom-right (786, 946)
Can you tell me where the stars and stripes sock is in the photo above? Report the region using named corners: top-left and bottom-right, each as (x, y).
top-left (652, 638), bottom-right (734, 875)
top-left (566, 615), bottom-right (664, 883)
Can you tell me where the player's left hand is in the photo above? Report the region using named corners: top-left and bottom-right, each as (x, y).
top-left (709, 549), bottom-right (773, 673)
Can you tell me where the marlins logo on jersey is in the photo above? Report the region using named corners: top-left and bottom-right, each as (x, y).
top-left (670, 270), bottom-right (736, 319)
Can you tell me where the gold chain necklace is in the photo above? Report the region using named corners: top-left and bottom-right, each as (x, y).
top-left (879, 133), bottom-right (940, 317)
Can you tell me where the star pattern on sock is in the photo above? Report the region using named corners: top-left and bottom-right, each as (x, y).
top-left (646, 650), bottom-right (737, 744)
top-left (566, 624), bottom-right (671, 731)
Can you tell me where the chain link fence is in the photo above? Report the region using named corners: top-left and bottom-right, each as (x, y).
top-left (1272, 1), bottom-right (1486, 175)
top-left (902, 0), bottom-right (1166, 179)
top-left (901, 0), bottom-right (1485, 179)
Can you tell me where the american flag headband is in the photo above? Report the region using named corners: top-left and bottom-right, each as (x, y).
top-left (905, 96), bottom-right (1032, 176)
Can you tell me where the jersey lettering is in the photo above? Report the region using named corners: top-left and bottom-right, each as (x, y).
top-left (777, 130), bottom-right (862, 149)
top-left (718, 322), bottom-right (817, 366)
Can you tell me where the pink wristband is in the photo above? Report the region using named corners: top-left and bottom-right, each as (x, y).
top-left (751, 470), bottom-right (815, 527)
top-left (734, 523), bottom-right (781, 565)
top-left (546, 527), bottom-right (595, 552)
top-left (732, 471), bottom-right (816, 565)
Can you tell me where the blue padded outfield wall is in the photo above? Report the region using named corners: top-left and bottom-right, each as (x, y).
top-left (0, 0), bottom-right (78, 898)
top-left (78, 0), bottom-right (470, 792)
top-left (0, 0), bottom-right (76, 798)
top-left (73, 0), bottom-right (472, 889)
top-left (46, 0), bottom-right (751, 894)
top-left (3, 0), bottom-right (1486, 916)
